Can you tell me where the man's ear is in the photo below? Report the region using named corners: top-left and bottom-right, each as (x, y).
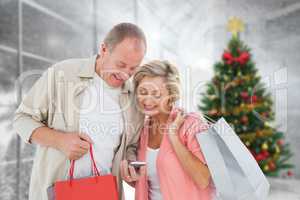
top-left (100, 43), bottom-right (107, 55)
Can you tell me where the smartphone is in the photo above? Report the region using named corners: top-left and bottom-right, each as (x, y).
top-left (129, 161), bottom-right (146, 170)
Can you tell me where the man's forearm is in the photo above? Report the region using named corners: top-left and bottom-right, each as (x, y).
top-left (30, 127), bottom-right (92, 160)
top-left (30, 126), bottom-right (64, 150)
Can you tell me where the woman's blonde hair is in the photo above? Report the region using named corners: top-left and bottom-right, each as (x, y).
top-left (133, 60), bottom-right (181, 104)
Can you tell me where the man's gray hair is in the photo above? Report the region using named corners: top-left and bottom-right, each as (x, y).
top-left (104, 22), bottom-right (147, 52)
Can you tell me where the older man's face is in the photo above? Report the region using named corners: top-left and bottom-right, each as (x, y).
top-left (100, 38), bottom-right (146, 88)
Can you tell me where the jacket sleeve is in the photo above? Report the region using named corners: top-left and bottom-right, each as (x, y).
top-left (13, 67), bottom-right (54, 144)
top-left (125, 122), bottom-right (143, 161)
top-left (125, 104), bottom-right (144, 161)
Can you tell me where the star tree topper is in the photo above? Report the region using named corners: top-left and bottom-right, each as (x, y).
top-left (227, 17), bottom-right (245, 37)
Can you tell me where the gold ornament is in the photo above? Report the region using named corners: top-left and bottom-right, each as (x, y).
top-left (264, 165), bottom-right (269, 172)
top-left (262, 143), bottom-right (269, 150)
top-left (224, 75), bottom-right (229, 81)
top-left (256, 130), bottom-right (263, 137)
top-left (275, 145), bottom-right (281, 154)
top-left (273, 153), bottom-right (280, 160)
top-left (227, 17), bottom-right (245, 37)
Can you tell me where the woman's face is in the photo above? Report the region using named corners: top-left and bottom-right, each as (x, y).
top-left (136, 76), bottom-right (172, 117)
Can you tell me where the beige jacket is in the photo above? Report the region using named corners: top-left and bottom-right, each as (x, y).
top-left (13, 55), bottom-right (144, 200)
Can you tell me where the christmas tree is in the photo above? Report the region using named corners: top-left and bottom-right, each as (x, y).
top-left (200, 17), bottom-right (293, 176)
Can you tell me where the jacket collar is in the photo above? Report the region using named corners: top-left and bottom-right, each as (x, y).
top-left (77, 54), bottom-right (132, 94)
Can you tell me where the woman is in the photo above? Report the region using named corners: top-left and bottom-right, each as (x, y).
top-left (124, 60), bottom-right (215, 200)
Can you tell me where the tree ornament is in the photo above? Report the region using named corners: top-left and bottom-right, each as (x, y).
top-left (251, 95), bottom-right (258, 103)
top-left (223, 51), bottom-right (234, 65)
top-left (237, 71), bottom-right (242, 77)
top-left (268, 161), bottom-right (276, 171)
top-left (264, 121), bottom-right (270, 127)
top-left (242, 126), bottom-right (247, 131)
top-left (277, 139), bottom-right (284, 146)
top-left (287, 170), bottom-right (293, 177)
top-left (261, 150), bottom-right (270, 158)
top-left (241, 115), bottom-right (249, 124)
top-left (222, 51), bottom-right (250, 66)
top-left (275, 145), bottom-right (281, 154)
top-left (263, 165), bottom-right (269, 172)
top-left (237, 52), bottom-right (250, 65)
top-left (255, 154), bottom-right (265, 161)
top-left (240, 91), bottom-right (249, 100)
top-left (248, 103), bottom-right (255, 110)
top-left (262, 143), bottom-right (269, 150)
top-left (224, 75), bottom-right (229, 81)
top-left (256, 130), bottom-right (263, 137)
top-left (273, 153), bottom-right (280, 160)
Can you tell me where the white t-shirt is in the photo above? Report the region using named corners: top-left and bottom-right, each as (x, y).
top-left (74, 73), bottom-right (123, 178)
top-left (147, 147), bottom-right (163, 200)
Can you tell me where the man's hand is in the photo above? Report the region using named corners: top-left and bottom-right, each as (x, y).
top-left (30, 127), bottom-right (93, 160)
top-left (56, 132), bottom-right (93, 160)
top-left (120, 160), bottom-right (146, 187)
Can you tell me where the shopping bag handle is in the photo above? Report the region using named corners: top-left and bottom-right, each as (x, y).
top-left (202, 114), bottom-right (217, 125)
top-left (69, 145), bottom-right (100, 181)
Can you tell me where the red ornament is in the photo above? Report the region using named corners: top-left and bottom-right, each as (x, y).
top-left (222, 51), bottom-right (250, 66)
top-left (240, 91), bottom-right (249, 100)
top-left (222, 51), bottom-right (234, 65)
top-left (287, 170), bottom-right (293, 177)
top-left (255, 153), bottom-right (265, 161)
top-left (261, 150), bottom-right (270, 158)
top-left (241, 115), bottom-right (249, 124)
top-left (237, 52), bottom-right (250, 65)
top-left (277, 139), bottom-right (284, 146)
top-left (251, 95), bottom-right (258, 103)
top-left (268, 161), bottom-right (276, 171)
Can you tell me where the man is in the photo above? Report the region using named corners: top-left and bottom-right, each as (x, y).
top-left (13, 23), bottom-right (146, 200)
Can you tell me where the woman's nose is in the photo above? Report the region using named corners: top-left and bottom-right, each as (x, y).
top-left (143, 96), bottom-right (154, 104)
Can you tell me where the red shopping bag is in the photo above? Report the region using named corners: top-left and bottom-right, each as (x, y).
top-left (54, 145), bottom-right (119, 200)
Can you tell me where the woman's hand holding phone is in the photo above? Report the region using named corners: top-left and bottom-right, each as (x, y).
top-left (120, 160), bottom-right (147, 186)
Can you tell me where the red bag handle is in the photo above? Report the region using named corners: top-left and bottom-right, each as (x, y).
top-left (69, 145), bottom-right (100, 181)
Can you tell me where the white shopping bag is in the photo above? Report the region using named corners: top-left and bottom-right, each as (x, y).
top-left (196, 118), bottom-right (270, 200)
